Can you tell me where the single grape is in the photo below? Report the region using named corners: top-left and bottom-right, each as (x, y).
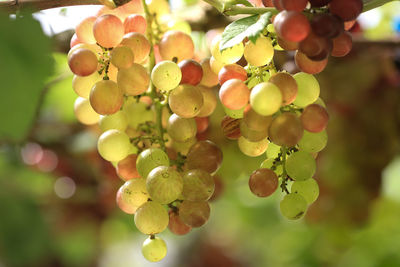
top-left (186, 140), bottom-right (223, 173)
top-left (134, 201), bottom-right (169, 234)
top-left (298, 130), bottom-right (328, 153)
top-left (269, 112), bottom-right (303, 147)
top-left (168, 210), bottom-right (191, 235)
top-left (300, 104), bottom-right (329, 133)
top-left (331, 31), bottom-right (353, 57)
top-left (218, 64), bottom-right (247, 85)
top-left (159, 30), bottom-right (194, 62)
top-left (286, 151), bottom-right (316, 181)
top-left (117, 154), bottom-right (140, 181)
top-left (274, 10), bottom-right (310, 42)
top-left (117, 63), bottom-right (150, 96)
top-left (238, 136), bottom-right (269, 157)
top-left (243, 108), bottom-right (273, 132)
top-left (93, 14), bottom-right (124, 48)
top-left (142, 236), bottom-right (167, 262)
top-left (299, 32), bottom-right (333, 60)
top-left (182, 169), bottom-right (215, 201)
top-left (121, 32), bottom-right (151, 63)
top-left (74, 97), bottom-right (100, 125)
top-left (329, 0), bottom-right (363, 22)
top-left (110, 45), bottom-right (134, 69)
top-left (240, 120), bottom-right (269, 142)
top-left (99, 110), bottom-right (128, 132)
top-left (151, 61), bottom-right (182, 91)
top-left (72, 72), bottom-right (102, 99)
top-left (123, 100), bottom-right (155, 128)
top-left (75, 16), bottom-right (96, 44)
top-left (136, 148), bottom-right (170, 179)
top-left (249, 168), bottom-right (279, 197)
top-left (293, 72), bottom-right (320, 107)
top-left (295, 51), bottom-right (328, 75)
top-left (178, 59), bottom-right (203, 86)
top-left (243, 36), bottom-right (274, 67)
top-left (268, 72), bottom-right (298, 105)
top-left (124, 14), bottom-right (147, 34)
top-left (250, 82), bottom-right (282, 116)
top-left (98, 129), bottom-right (131, 162)
top-left (200, 58), bottom-right (219, 87)
top-left (116, 178), bottom-right (149, 214)
top-left (219, 79), bottom-right (250, 110)
top-left (280, 193), bottom-right (308, 220)
top-left (90, 80), bottom-right (123, 115)
top-left (196, 86), bottom-right (217, 117)
top-left (221, 116), bottom-right (241, 140)
top-left (291, 178), bottom-right (319, 204)
top-left (147, 166), bottom-right (183, 204)
top-left (169, 85), bottom-right (203, 118)
top-left (68, 48), bottom-right (98, 76)
top-left (167, 114), bottom-right (197, 142)
top-left (178, 201), bottom-right (210, 228)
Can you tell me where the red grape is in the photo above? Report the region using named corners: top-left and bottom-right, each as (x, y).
top-left (249, 168), bottom-right (279, 197)
top-left (331, 31), bottom-right (352, 57)
top-left (295, 51), bottom-right (328, 74)
top-left (179, 59), bottom-right (203, 86)
top-left (218, 64), bottom-right (248, 85)
top-left (300, 104), bottom-right (329, 133)
top-left (329, 0), bottom-right (363, 22)
top-left (274, 11), bottom-right (311, 42)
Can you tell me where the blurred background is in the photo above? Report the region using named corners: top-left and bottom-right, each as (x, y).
top-left (0, 1), bottom-right (400, 266)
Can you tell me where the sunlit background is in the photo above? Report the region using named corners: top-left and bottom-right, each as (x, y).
top-left (1, 1), bottom-right (400, 266)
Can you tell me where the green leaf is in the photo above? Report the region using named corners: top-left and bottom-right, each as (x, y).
top-left (220, 12), bottom-right (272, 51)
top-left (0, 12), bottom-right (54, 143)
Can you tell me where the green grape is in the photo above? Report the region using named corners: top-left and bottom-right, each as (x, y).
top-left (169, 85), bottom-right (203, 118)
top-left (260, 158), bottom-right (283, 175)
top-left (250, 82), bottom-right (282, 116)
top-left (123, 101), bottom-right (155, 128)
top-left (90, 80), bottom-right (123, 115)
top-left (116, 178), bottom-right (149, 214)
top-left (285, 151), bottom-right (316, 181)
top-left (166, 114), bottom-right (197, 142)
top-left (197, 86), bottom-right (217, 117)
top-left (243, 36), bottom-right (274, 67)
top-left (280, 193), bottom-right (308, 220)
top-left (147, 166), bottom-right (183, 204)
top-left (211, 36), bottom-right (244, 64)
top-left (151, 60), bottom-right (182, 91)
top-left (142, 236), bottom-right (167, 262)
top-left (178, 200), bottom-right (210, 228)
top-left (266, 142), bottom-right (281, 159)
top-left (117, 63), bottom-right (150, 96)
top-left (136, 148), bottom-right (170, 179)
top-left (238, 136), bottom-right (269, 157)
top-left (110, 45), bottom-right (134, 69)
top-left (291, 178), bottom-right (319, 204)
top-left (74, 97), bottom-right (100, 125)
top-left (266, 23), bottom-right (275, 33)
top-left (171, 137), bottom-right (197, 155)
top-left (298, 130), bottom-right (328, 153)
top-left (72, 72), bottom-right (101, 98)
top-left (97, 129), bottom-right (131, 162)
top-left (293, 72), bottom-right (320, 107)
top-left (99, 110), bottom-right (128, 132)
top-left (223, 106), bottom-right (245, 119)
top-left (134, 201), bottom-right (169, 234)
top-left (182, 169), bottom-right (215, 201)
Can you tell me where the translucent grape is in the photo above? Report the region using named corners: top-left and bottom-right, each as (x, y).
top-left (268, 72), bottom-right (298, 105)
top-left (291, 178), bottom-right (319, 204)
top-left (121, 32), bottom-right (151, 63)
top-left (178, 201), bottom-right (210, 228)
top-left (123, 101), bottom-right (155, 128)
top-left (298, 130), bottom-right (328, 153)
top-left (134, 201), bottom-right (169, 234)
top-left (280, 0), bottom-right (308, 11)
top-left (218, 64), bottom-right (247, 85)
top-left (116, 178), bottom-right (149, 214)
top-left (293, 72), bottom-right (320, 107)
top-left (169, 85), bottom-right (203, 118)
top-left (74, 97), bottom-right (100, 125)
top-left (210, 56), bottom-right (224, 75)
top-left (72, 72), bottom-right (101, 98)
top-left (219, 79), bottom-right (250, 110)
top-left (300, 104), bottom-right (329, 133)
top-left (151, 61), bottom-right (182, 91)
top-left (240, 120), bottom-right (269, 142)
top-left (295, 51), bottom-right (328, 75)
top-left (178, 59), bottom-right (203, 86)
top-left (286, 151), bottom-right (316, 181)
top-left (117, 154), bottom-right (140, 181)
top-left (99, 110), bottom-right (128, 132)
top-left (331, 31), bottom-right (353, 57)
top-left (98, 129), bottom-right (131, 162)
top-left (147, 166), bottom-right (183, 204)
top-left (280, 193), bottom-right (308, 220)
top-left (68, 48), bottom-right (98, 76)
top-left (269, 112), bottom-right (303, 147)
top-left (196, 86), bottom-right (217, 117)
top-left (211, 36), bottom-right (244, 64)
top-left (195, 117), bottom-right (209, 134)
top-left (168, 211), bottom-right (191, 235)
top-left (249, 168), bottom-right (279, 197)
top-left (329, 0), bottom-right (363, 22)
top-left (70, 33), bottom-right (81, 48)
top-left (93, 14), bottom-right (124, 48)
top-left (182, 169), bottom-right (215, 201)
top-left (273, 11), bottom-right (310, 42)
top-left (146, 0), bottom-right (170, 17)
top-left (250, 82), bottom-right (282, 116)
top-left (159, 30), bottom-right (194, 62)
top-left (186, 140), bottom-right (223, 173)
top-left (200, 58), bottom-right (219, 87)
top-left (266, 142), bottom-right (281, 159)
top-left (90, 80), bottom-right (123, 115)
top-left (142, 236), bottom-right (167, 262)
top-left (117, 63), bottom-right (150, 96)
top-left (75, 16), bottom-right (96, 44)
top-left (238, 136), bottom-right (269, 157)
top-left (136, 148), bottom-right (170, 179)
top-left (110, 46), bottom-right (134, 69)
top-left (244, 36), bottom-right (274, 67)
top-left (124, 14), bottom-right (147, 34)
top-left (221, 116), bottom-right (241, 140)
top-left (167, 114), bottom-right (197, 142)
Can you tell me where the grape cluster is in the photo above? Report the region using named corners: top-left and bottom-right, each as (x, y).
top-left (262, 0), bottom-right (361, 74)
top-left (68, 0), bottom-right (223, 262)
top-left (209, 19), bottom-right (330, 219)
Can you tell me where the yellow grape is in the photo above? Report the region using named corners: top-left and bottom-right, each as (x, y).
top-left (72, 72), bottom-right (101, 98)
top-left (293, 72), bottom-right (320, 107)
top-left (116, 178), bottom-right (149, 214)
top-left (151, 61), bottom-right (182, 91)
top-left (134, 201), bottom-right (169, 235)
top-left (196, 86), bottom-right (217, 117)
top-left (93, 14), bottom-right (124, 48)
top-left (211, 35), bottom-right (244, 64)
top-left (99, 110), bottom-right (128, 132)
top-left (110, 45), bottom-right (134, 69)
top-left (159, 30), bottom-right (194, 62)
top-left (142, 236), bottom-right (167, 262)
top-left (244, 36), bottom-right (274, 67)
top-left (97, 129), bottom-right (131, 162)
top-left (90, 80), bottom-right (123, 115)
top-left (210, 56), bottom-right (224, 75)
top-left (75, 16), bottom-right (96, 44)
top-left (199, 58), bottom-right (219, 87)
top-left (250, 82), bottom-right (282, 116)
top-left (146, 0), bottom-right (170, 17)
top-left (73, 97), bottom-right (100, 125)
top-left (117, 63), bottom-right (150, 96)
top-left (121, 33), bottom-right (151, 63)
top-left (168, 85), bottom-right (203, 118)
top-left (238, 136), bottom-right (269, 157)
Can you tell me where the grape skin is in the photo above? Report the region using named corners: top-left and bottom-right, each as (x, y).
top-left (286, 151), bottom-right (316, 181)
top-left (291, 178), bottom-right (320, 204)
top-left (151, 61), bottom-right (182, 91)
top-left (243, 36), bottom-right (274, 67)
top-left (280, 193), bottom-right (308, 220)
top-left (249, 168), bottom-right (279, 197)
top-left (74, 97), bottom-right (100, 125)
top-left (136, 148), bottom-right (170, 179)
top-left (146, 166), bottom-right (183, 204)
top-left (97, 129), bottom-right (131, 162)
top-left (134, 201), bottom-right (169, 235)
top-left (250, 82), bottom-right (282, 116)
top-left (142, 236), bottom-right (167, 262)
top-left (89, 80), bottom-right (124, 115)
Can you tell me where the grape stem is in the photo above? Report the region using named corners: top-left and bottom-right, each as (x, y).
top-left (280, 146), bottom-right (290, 194)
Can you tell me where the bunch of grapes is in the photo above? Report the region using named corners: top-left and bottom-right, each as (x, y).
top-left (68, 0), bottom-right (224, 262)
top-left (262, 0), bottom-right (361, 74)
